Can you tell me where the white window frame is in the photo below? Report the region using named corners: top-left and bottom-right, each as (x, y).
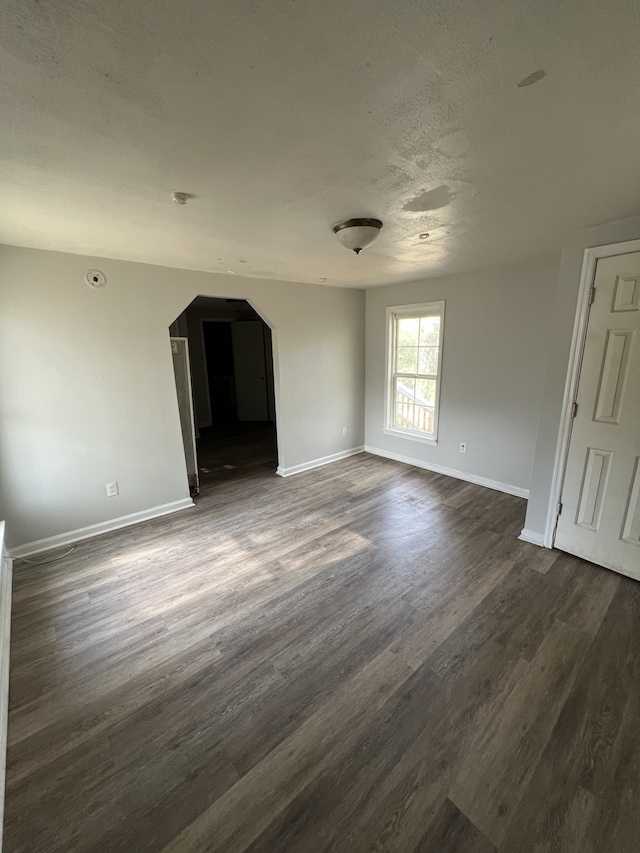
top-left (384, 300), bottom-right (445, 445)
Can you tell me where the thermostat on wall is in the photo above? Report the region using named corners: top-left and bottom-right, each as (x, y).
top-left (85, 270), bottom-right (106, 288)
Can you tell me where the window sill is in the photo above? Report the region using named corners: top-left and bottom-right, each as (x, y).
top-left (383, 428), bottom-right (438, 446)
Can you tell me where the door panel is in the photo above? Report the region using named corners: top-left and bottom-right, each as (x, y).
top-left (575, 448), bottom-right (612, 530)
top-left (593, 329), bottom-right (634, 423)
top-left (170, 337), bottom-right (199, 491)
top-left (231, 321), bottom-right (269, 421)
top-left (555, 252), bottom-right (640, 579)
top-left (622, 458), bottom-right (640, 545)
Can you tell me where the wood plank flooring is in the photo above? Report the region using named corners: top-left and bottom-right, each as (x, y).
top-left (5, 446), bottom-right (639, 852)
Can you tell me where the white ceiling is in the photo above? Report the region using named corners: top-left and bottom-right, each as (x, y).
top-left (1, 0), bottom-right (639, 288)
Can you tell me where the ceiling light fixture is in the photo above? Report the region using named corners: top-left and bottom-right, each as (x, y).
top-left (419, 232), bottom-right (430, 240)
top-left (172, 191), bottom-right (189, 205)
top-left (333, 218), bottom-right (383, 254)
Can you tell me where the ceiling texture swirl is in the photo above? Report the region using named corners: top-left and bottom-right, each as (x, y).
top-left (1, 0), bottom-right (639, 286)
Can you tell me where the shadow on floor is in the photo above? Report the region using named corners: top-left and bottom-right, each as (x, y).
top-left (196, 420), bottom-right (277, 489)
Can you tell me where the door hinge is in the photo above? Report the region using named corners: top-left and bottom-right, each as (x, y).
top-left (571, 401), bottom-right (578, 418)
top-left (556, 501), bottom-right (563, 516)
top-left (589, 286), bottom-right (596, 304)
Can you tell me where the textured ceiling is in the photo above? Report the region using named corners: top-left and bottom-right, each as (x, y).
top-left (1, 0), bottom-right (639, 287)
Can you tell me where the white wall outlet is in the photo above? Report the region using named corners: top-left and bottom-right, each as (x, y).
top-left (342, 427), bottom-right (348, 436)
top-left (105, 481), bottom-right (119, 497)
top-left (459, 442), bottom-right (467, 454)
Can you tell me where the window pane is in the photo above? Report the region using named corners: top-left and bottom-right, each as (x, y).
top-left (418, 347), bottom-right (438, 375)
top-left (388, 305), bottom-right (442, 440)
top-left (396, 401), bottom-right (414, 429)
top-left (414, 405), bottom-right (435, 434)
top-left (415, 378), bottom-right (436, 405)
top-left (419, 316), bottom-right (440, 346)
top-left (397, 317), bottom-right (419, 347)
top-left (396, 377), bottom-right (415, 402)
top-left (396, 346), bottom-right (418, 373)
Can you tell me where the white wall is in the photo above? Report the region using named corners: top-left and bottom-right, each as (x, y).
top-left (524, 214), bottom-right (640, 541)
top-left (0, 246), bottom-right (365, 552)
top-left (365, 258), bottom-right (560, 495)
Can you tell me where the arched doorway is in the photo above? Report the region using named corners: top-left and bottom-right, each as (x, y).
top-left (169, 296), bottom-right (277, 492)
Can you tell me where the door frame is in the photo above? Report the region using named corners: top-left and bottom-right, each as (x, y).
top-left (170, 336), bottom-right (200, 493)
top-left (545, 237), bottom-right (640, 548)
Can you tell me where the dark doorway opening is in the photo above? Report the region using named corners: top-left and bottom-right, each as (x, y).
top-left (202, 321), bottom-right (236, 421)
top-left (169, 297), bottom-right (277, 489)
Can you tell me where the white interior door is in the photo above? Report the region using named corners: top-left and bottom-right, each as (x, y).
top-left (555, 252), bottom-right (640, 579)
top-left (170, 337), bottom-right (199, 491)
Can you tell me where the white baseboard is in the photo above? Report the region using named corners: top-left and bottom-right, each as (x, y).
top-left (9, 498), bottom-right (195, 559)
top-left (0, 522), bottom-right (13, 852)
top-left (518, 528), bottom-right (546, 547)
top-left (276, 446), bottom-right (364, 478)
top-left (364, 445), bottom-right (529, 499)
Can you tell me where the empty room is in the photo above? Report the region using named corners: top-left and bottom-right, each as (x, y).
top-left (1, 1), bottom-right (639, 851)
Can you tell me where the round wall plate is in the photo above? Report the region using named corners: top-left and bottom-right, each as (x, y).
top-left (85, 270), bottom-right (106, 288)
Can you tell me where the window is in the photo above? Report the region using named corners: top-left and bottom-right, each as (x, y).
top-left (385, 301), bottom-right (445, 444)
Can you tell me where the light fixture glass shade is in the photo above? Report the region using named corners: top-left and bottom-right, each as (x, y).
top-left (333, 218), bottom-right (383, 254)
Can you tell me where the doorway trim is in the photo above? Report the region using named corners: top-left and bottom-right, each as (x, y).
top-left (544, 237), bottom-right (640, 548)
top-left (243, 299), bottom-right (282, 474)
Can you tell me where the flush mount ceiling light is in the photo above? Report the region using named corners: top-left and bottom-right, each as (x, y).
top-left (332, 218), bottom-right (383, 254)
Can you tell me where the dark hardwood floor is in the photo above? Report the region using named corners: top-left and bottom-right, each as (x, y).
top-left (194, 420), bottom-right (277, 486)
top-left (5, 448), bottom-right (639, 852)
